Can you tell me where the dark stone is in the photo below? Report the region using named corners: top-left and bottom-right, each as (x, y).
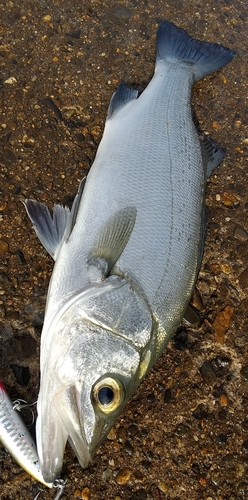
top-left (176, 423), bottom-right (190, 438)
top-left (200, 361), bottom-right (217, 385)
top-left (164, 388), bottom-right (172, 404)
top-left (129, 488), bottom-right (147, 500)
top-left (124, 440), bottom-right (134, 456)
top-left (5, 333), bottom-right (37, 361)
top-left (10, 364), bottom-right (30, 386)
top-left (239, 268), bottom-right (248, 290)
top-left (128, 424), bottom-right (138, 437)
top-left (241, 364), bottom-right (248, 380)
top-left (147, 392), bottom-right (155, 403)
top-left (216, 433), bottom-right (228, 445)
top-left (192, 403), bottom-right (208, 419)
top-left (15, 250), bottom-right (26, 265)
top-left (173, 329), bottom-right (189, 350)
top-left (210, 355), bottom-right (231, 376)
top-left (67, 29), bottom-right (81, 38)
top-left (241, 440), bottom-right (248, 453)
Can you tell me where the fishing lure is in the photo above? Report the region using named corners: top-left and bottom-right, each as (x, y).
top-left (0, 380), bottom-right (52, 488)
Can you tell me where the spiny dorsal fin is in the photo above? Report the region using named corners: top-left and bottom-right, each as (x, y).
top-left (24, 200), bottom-right (71, 260)
top-left (24, 178), bottom-right (86, 260)
top-left (107, 83), bottom-right (138, 119)
top-left (88, 206), bottom-right (137, 277)
top-left (200, 134), bottom-right (225, 177)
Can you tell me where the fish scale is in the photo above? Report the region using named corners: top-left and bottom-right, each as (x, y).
top-left (24, 20), bottom-right (235, 483)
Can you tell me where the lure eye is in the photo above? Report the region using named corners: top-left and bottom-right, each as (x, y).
top-left (93, 377), bottom-right (123, 414)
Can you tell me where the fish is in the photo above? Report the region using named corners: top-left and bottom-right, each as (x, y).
top-left (0, 380), bottom-right (52, 488)
top-left (24, 20), bottom-right (235, 483)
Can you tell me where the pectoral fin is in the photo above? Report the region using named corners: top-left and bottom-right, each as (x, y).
top-left (183, 304), bottom-right (200, 326)
top-left (88, 206), bottom-right (137, 277)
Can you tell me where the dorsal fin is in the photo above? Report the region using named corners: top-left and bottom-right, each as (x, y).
top-left (24, 178), bottom-right (86, 260)
top-left (107, 83), bottom-right (138, 119)
top-left (24, 200), bottom-right (71, 260)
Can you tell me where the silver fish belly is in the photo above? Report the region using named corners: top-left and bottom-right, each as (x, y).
top-left (25, 21), bottom-right (235, 482)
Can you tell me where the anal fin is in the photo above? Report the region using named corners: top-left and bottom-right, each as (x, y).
top-left (200, 134), bottom-right (225, 177)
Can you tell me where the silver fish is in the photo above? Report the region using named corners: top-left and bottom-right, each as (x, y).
top-left (25, 21), bottom-right (234, 482)
top-left (0, 381), bottom-right (52, 488)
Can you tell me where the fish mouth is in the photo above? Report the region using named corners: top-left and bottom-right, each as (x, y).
top-left (36, 401), bottom-right (68, 484)
top-left (37, 384), bottom-right (92, 483)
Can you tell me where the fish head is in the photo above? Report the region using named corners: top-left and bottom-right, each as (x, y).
top-left (37, 278), bottom-right (152, 483)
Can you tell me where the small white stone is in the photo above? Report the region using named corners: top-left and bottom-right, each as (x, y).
top-left (4, 76), bottom-right (17, 84)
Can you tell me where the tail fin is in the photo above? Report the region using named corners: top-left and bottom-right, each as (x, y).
top-left (156, 21), bottom-right (235, 81)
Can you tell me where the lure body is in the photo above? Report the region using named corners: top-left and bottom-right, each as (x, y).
top-left (0, 381), bottom-right (52, 488)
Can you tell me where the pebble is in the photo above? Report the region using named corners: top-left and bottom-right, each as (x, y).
top-left (102, 468), bottom-right (112, 481)
top-left (199, 477), bottom-right (207, 486)
top-left (211, 355), bottom-right (231, 376)
top-left (90, 125), bottom-right (102, 138)
top-left (219, 394), bottom-right (228, 407)
top-left (212, 306), bottom-right (235, 344)
top-left (82, 487), bottom-right (90, 500)
top-left (108, 5), bottom-right (131, 23)
top-left (116, 426), bottom-right (127, 443)
top-left (241, 419), bottom-right (248, 431)
top-left (107, 427), bottom-right (116, 440)
top-left (133, 470), bottom-right (146, 483)
top-left (124, 440), bottom-right (134, 456)
top-left (240, 364), bottom-right (248, 380)
top-left (212, 121), bottom-right (222, 130)
top-left (158, 481), bottom-right (167, 493)
top-left (129, 489), bottom-right (147, 500)
top-left (176, 423), bottom-right (190, 438)
top-left (234, 224), bottom-right (248, 240)
top-left (220, 262), bottom-right (231, 274)
top-left (221, 192), bottom-right (239, 208)
top-left (128, 424), bottom-right (138, 437)
top-left (0, 240), bottom-right (9, 255)
top-left (241, 440), bottom-right (248, 453)
top-left (164, 388), bottom-right (172, 404)
top-left (200, 361), bottom-right (217, 385)
top-left (115, 467), bottom-right (131, 485)
top-left (4, 76), bottom-right (17, 84)
top-left (239, 268), bottom-right (248, 289)
top-left (192, 403), bottom-right (208, 420)
top-left (147, 392), bottom-right (155, 402)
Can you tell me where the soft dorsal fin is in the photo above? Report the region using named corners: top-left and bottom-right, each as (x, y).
top-left (107, 83), bottom-right (138, 119)
top-left (200, 134), bottom-right (225, 177)
top-left (88, 206), bottom-right (137, 278)
top-left (24, 177), bottom-right (86, 260)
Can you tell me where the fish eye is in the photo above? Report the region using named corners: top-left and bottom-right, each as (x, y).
top-left (92, 377), bottom-right (123, 414)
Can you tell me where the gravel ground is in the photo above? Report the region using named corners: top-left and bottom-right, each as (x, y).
top-left (0, 0), bottom-right (247, 499)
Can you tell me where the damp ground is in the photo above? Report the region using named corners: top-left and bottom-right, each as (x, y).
top-left (0, 0), bottom-right (247, 499)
